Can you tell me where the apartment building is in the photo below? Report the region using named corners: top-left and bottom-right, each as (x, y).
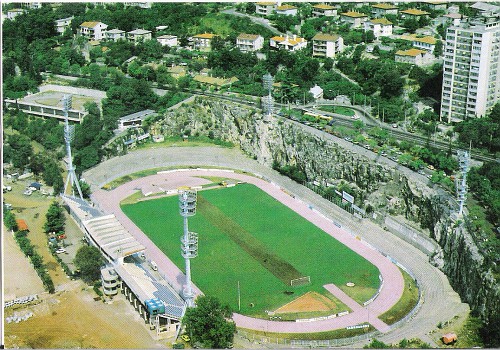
top-left (440, 20), bottom-right (500, 122)
top-left (312, 33), bottom-right (344, 58)
top-left (236, 33), bottom-right (264, 52)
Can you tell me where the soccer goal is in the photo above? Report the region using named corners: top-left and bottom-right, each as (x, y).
top-left (290, 276), bottom-right (311, 287)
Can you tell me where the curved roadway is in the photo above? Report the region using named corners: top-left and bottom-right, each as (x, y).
top-left (84, 146), bottom-right (469, 345)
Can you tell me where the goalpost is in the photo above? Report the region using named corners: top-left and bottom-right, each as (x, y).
top-left (290, 276), bottom-right (311, 287)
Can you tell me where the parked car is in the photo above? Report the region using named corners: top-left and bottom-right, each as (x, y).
top-left (56, 248), bottom-right (66, 254)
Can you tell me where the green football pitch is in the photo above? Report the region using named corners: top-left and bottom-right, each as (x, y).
top-left (121, 183), bottom-right (380, 317)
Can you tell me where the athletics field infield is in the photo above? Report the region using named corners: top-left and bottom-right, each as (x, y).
top-left (121, 183), bottom-right (380, 318)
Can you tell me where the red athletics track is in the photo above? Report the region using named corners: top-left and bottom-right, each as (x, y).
top-left (91, 169), bottom-right (403, 334)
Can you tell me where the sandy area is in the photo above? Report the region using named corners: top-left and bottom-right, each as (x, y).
top-left (3, 177), bottom-right (167, 348)
top-left (274, 291), bottom-right (337, 314)
top-left (3, 226), bottom-right (45, 300)
top-left (4, 282), bottom-right (165, 348)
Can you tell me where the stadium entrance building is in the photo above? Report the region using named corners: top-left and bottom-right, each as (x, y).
top-left (62, 195), bottom-right (186, 338)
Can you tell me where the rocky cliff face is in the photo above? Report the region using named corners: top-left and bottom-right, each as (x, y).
top-left (155, 97), bottom-right (498, 322)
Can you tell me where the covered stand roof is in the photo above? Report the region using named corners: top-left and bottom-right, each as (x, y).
top-left (83, 214), bottom-right (145, 261)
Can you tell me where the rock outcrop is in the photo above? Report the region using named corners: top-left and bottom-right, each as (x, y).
top-left (154, 97), bottom-right (499, 323)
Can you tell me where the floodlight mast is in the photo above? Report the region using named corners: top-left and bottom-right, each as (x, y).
top-left (262, 73), bottom-right (274, 116)
top-left (456, 149), bottom-right (470, 217)
top-left (179, 188), bottom-right (198, 307)
top-left (62, 95), bottom-right (84, 200)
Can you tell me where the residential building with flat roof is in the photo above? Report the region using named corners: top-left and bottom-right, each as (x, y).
top-left (312, 33), bottom-right (344, 58)
top-left (106, 28), bottom-right (126, 41)
top-left (157, 34), bottom-right (178, 47)
top-left (127, 29), bottom-right (152, 44)
top-left (440, 20), bottom-right (500, 122)
top-left (55, 16), bottom-right (74, 35)
top-left (236, 33), bottom-right (264, 52)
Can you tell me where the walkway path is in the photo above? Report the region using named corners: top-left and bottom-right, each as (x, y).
top-left (84, 146), bottom-right (469, 343)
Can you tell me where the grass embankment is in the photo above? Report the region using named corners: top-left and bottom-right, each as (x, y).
top-left (378, 268), bottom-right (419, 325)
top-left (239, 324), bottom-right (375, 341)
top-left (121, 183), bottom-right (380, 317)
top-left (318, 106), bottom-right (355, 117)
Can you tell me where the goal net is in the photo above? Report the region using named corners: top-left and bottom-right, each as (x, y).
top-left (290, 276), bottom-right (311, 287)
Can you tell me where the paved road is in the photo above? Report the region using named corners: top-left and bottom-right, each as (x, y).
top-left (84, 145), bottom-right (469, 345)
top-left (222, 8), bottom-right (282, 35)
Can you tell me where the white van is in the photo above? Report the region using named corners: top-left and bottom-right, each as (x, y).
top-left (150, 260), bottom-right (158, 271)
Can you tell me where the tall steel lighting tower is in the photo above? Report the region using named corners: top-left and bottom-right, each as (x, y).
top-left (262, 72), bottom-right (274, 116)
top-left (62, 95), bottom-right (84, 199)
top-left (456, 149), bottom-right (470, 217)
top-left (178, 188), bottom-right (198, 307)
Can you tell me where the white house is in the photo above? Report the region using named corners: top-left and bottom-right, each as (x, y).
top-left (123, 2), bottom-right (151, 9)
top-left (400, 8), bottom-right (430, 20)
top-left (371, 3), bottom-right (398, 17)
top-left (193, 33), bottom-right (218, 52)
top-left (236, 33), bottom-right (264, 52)
top-left (127, 29), bottom-right (152, 44)
top-left (309, 85), bottom-right (324, 100)
top-left (365, 18), bottom-right (393, 38)
top-left (6, 8), bottom-right (26, 20)
top-left (340, 11), bottom-right (368, 28)
top-left (312, 33), bottom-right (344, 58)
top-left (157, 34), bottom-right (178, 47)
top-left (80, 21), bottom-right (108, 41)
top-left (270, 35), bottom-right (307, 52)
top-left (55, 16), bottom-right (74, 35)
top-left (312, 4), bottom-right (337, 17)
top-left (105, 29), bottom-right (126, 41)
top-left (255, 2), bottom-right (277, 16)
top-left (395, 48), bottom-right (433, 66)
top-left (275, 4), bottom-right (298, 16)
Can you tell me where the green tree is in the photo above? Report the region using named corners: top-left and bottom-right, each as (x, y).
top-left (3, 210), bottom-right (18, 231)
top-left (44, 201), bottom-right (65, 234)
top-left (433, 39), bottom-right (443, 57)
top-left (403, 18), bottom-right (419, 33)
top-left (74, 245), bottom-right (105, 284)
top-left (182, 295), bottom-right (236, 349)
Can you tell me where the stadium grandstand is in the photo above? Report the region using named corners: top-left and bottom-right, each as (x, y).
top-left (62, 195), bottom-right (186, 337)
